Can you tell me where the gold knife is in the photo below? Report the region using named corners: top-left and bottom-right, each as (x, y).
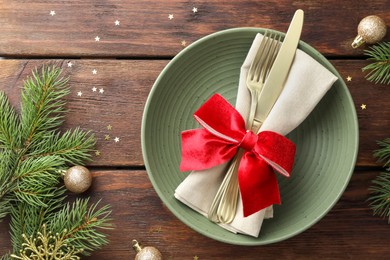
top-left (212, 9), bottom-right (305, 224)
top-left (253, 9), bottom-right (304, 130)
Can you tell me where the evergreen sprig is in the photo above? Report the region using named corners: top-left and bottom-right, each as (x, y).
top-left (368, 138), bottom-right (390, 222)
top-left (362, 41), bottom-right (390, 85)
top-left (9, 199), bottom-right (112, 259)
top-left (0, 66), bottom-right (112, 258)
top-left (373, 138), bottom-right (390, 168)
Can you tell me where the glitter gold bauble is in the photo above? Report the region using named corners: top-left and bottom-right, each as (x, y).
top-left (352, 15), bottom-right (387, 48)
top-left (132, 240), bottom-right (162, 260)
top-left (64, 166), bottom-right (92, 193)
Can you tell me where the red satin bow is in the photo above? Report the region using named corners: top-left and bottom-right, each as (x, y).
top-left (180, 94), bottom-right (296, 217)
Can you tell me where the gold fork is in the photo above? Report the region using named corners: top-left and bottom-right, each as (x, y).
top-left (208, 31), bottom-right (281, 223)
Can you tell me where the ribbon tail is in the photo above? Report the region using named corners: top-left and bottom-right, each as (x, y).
top-left (238, 152), bottom-right (281, 217)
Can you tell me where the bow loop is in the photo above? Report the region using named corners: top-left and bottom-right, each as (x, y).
top-left (180, 94), bottom-right (296, 217)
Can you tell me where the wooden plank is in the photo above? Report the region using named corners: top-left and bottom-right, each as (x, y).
top-left (0, 169), bottom-right (388, 258)
top-left (0, 59), bottom-right (388, 167)
top-left (0, 0), bottom-right (389, 57)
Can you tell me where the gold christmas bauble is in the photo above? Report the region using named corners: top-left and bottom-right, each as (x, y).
top-left (352, 15), bottom-right (387, 48)
top-left (132, 240), bottom-right (162, 260)
top-left (64, 166), bottom-right (92, 193)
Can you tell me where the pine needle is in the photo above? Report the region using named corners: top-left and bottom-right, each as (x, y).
top-left (368, 171), bottom-right (390, 222)
top-left (374, 138), bottom-right (390, 168)
top-left (362, 41), bottom-right (390, 85)
top-left (0, 66), bottom-right (112, 258)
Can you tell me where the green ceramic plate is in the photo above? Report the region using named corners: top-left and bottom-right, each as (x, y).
top-left (141, 28), bottom-right (358, 245)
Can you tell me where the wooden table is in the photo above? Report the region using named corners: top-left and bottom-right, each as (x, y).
top-left (0, 1), bottom-right (389, 259)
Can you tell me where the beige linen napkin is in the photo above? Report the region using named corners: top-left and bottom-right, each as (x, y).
top-left (175, 33), bottom-right (338, 237)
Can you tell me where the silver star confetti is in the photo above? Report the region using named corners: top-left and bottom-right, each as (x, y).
top-left (168, 14), bottom-right (174, 20)
top-left (99, 88), bottom-right (105, 94)
top-left (192, 7), bottom-right (198, 13)
top-left (92, 69), bottom-right (97, 75)
top-left (77, 91), bottom-right (83, 97)
top-left (50, 10), bottom-right (56, 16)
top-left (114, 137), bottom-right (120, 143)
top-left (67, 61), bottom-right (73, 68)
top-left (92, 87), bottom-right (97, 92)
top-left (95, 36), bottom-right (100, 42)
top-left (115, 20), bottom-right (120, 26)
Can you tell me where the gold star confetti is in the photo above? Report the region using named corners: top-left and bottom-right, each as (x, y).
top-left (77, 91), bottom-right (82, 97)
top-left (92, 87), bottom-right (97, 92)
top-left (115, 20), bottom-right (120, 26)
top-left (149, 226), bottom-right (162, 233)
top-left (67, 61), bottom-right (73, 68)
top-left (181, 40), bottom-right (187, 46)
top-left (168, 14), bottom-right (174, 20)
top-left (114, 137), bottom-right (120, 143)
top-left (50, 10), bottom-right (56, 16)
top-left (95, 150), bottom-right (101, 156)
top-left (104, 134), bottom-right (110, 140)
top-left (99, 88), bottom-right (105, 94)
top-left (192, 7), bottom-right (198, 13)
top-left (95, 36), bottom-right (100, 42)
top-left (361, 104), bottom-right (367, 110)
top-left (193, 256), bottom-right (199, 260)
top-left (92, 69), bottom-right (97, 75)
top-left (346, 76), bottom-right (352, 81)
top-left (107, 125), bottom-right (112, 130)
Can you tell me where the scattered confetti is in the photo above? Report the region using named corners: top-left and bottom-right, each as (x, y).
top-left (104, 134), bottom-right (110, 140)
top-left (77, 91), bottom-right (82, 97)
top-left (95, 150), bottom-right (101, 156)
top-left (92, 69), bottom-right (97, 75)
top-left (181, 40), bottom-right (187, 47)
top-left (95, 36), bottom-right (100, 42)
top-left (50, 10), bottom-right (56, 16)
top-left (114, 137), bottom-right (120, 143)
top-left (192, 7), bottom-right (198, 13)
top-left (361, 104), bottom-right (367, 110)
top-left (67, 61), bottom-right (73, 68)
top-left (193, 256), bottom-right (199, 260)
top-left (149, 226), bottom-right (162, 233)
top-left (107, 125), bottom-right (112, 130)
top-left (99, 88), bottom-right (105, 94)
top-left (115, 20), bottom-right (120, 26)
top-left (346, 76), bottom-right (352, 81)
top-left (168, 14), bottom-right (174, 20)
top-left (92, 87), bottom-right (97, 92)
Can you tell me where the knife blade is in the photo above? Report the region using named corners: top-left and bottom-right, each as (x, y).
top-left (253, 9), bottom-right (304, 129)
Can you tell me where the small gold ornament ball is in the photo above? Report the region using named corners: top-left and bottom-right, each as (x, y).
top-left (64, 166), bottom-right (92, 193)
top-left (352, 15), bottom-right (387, 48)
top-left (132, 240), bottom-right (162, 260)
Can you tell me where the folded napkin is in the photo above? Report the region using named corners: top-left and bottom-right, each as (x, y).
top-left (175, 33), bottom-right (338, 237)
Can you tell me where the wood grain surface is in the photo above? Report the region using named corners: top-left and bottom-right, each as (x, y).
top-left (0, 0), bottom-right (389, 259)
top-left (0, 0), bottom-right (389, 57)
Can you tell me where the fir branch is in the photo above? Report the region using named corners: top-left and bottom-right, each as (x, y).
top-left (27, 128), bottom-right (96, 166)
top-left (368, 171), bottom-right (390, 222)
top-left (0, 92), bottom-right (21, 149)
top-left (11, 156), bottom-right (65, 208)
top-left (47, 198), bottom-right (113, 256)
top-left (9, 191), bottom-right (66, 254)
top-left (20, 66), bottom-right (69, 147)
top-left (374, 138), bottom-right (390, 168)
top-left (362, 41), bottom-right (390, 85)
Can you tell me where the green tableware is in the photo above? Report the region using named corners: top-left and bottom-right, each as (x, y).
top-left (141, 28), bottom-right (358, 245)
